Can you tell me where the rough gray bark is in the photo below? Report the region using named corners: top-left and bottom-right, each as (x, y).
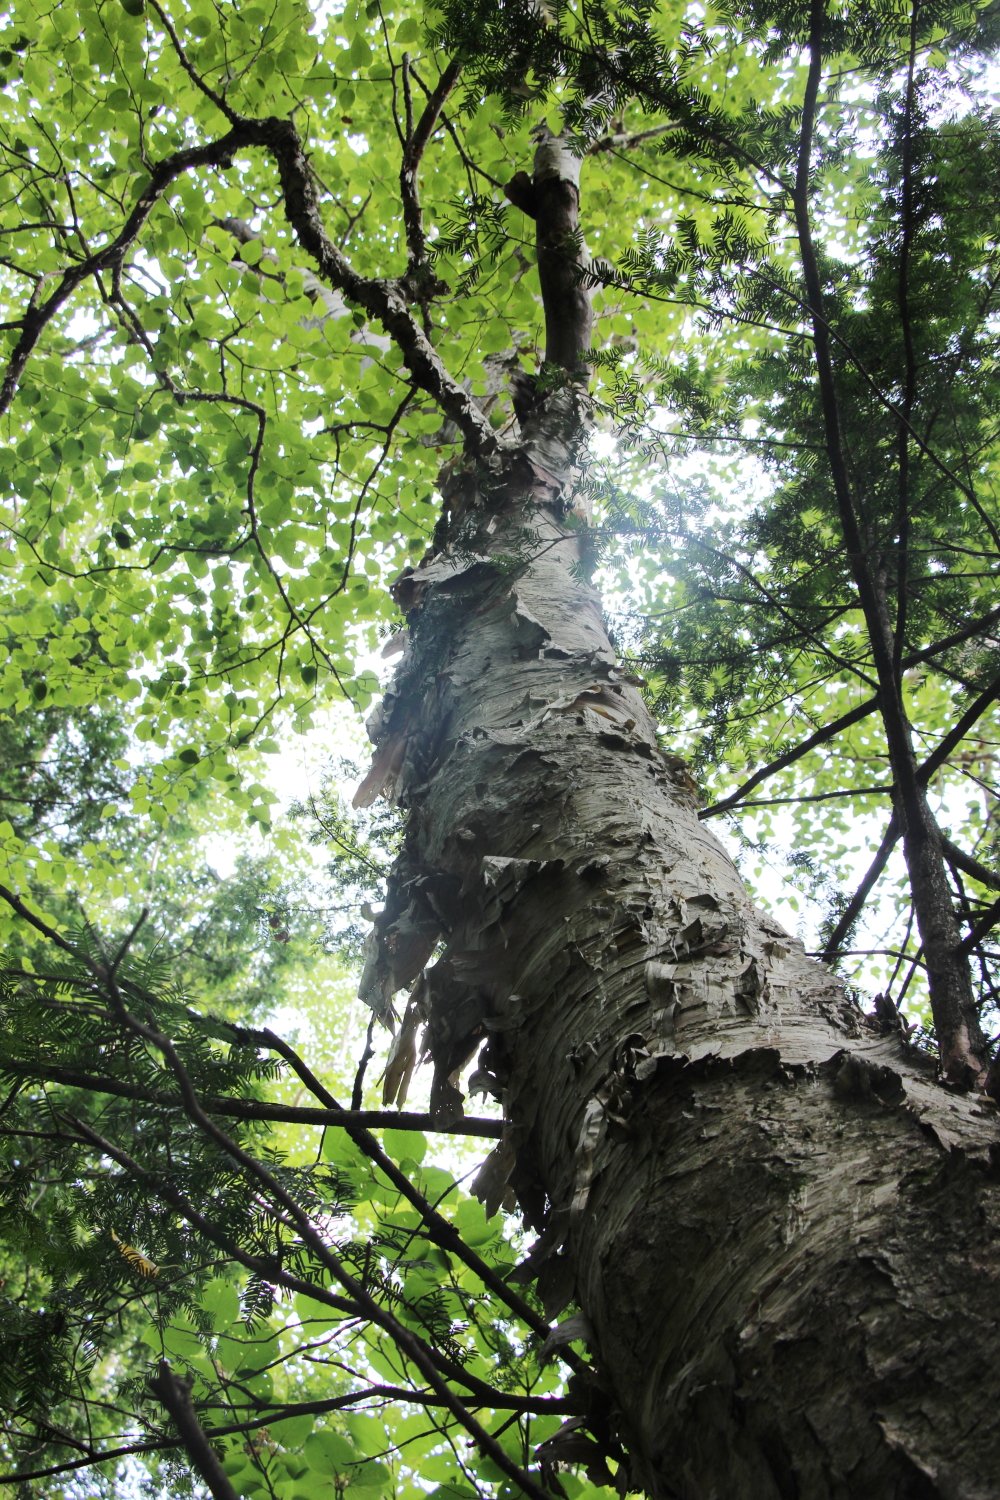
top-left (356, 142), bottom-right (1000, 1500)
top-left (360, 438), bottom-right (1000, 1497)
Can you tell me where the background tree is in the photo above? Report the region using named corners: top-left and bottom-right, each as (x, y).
top-left (0, 0), bottom-right (998, 1497)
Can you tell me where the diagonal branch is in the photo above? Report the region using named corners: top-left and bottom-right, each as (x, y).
top-left (820, 814), bottom-right (901, 965)
top-left (0, 115), bottom-right (501, 460)
top-left (67, 1112), bottom-right (549, 1500)
top-left (254, 115), bottom-right (500, 456)
top-left (146, 0), bottom-right (241, 124)
top-left (0, 885), bottom-right (568, 1374)
top-left (916, 670), bottom-right (1000, 788)
top-left (821, 686), bottom-right (1000, 964)
top-left (256, 1027), bottom-right (562, 1350)
top-left (401, 57), bottom-right (463, 280)
top-left (942, 837), bottom-right (1000, 894)
top-left (700, 695), bottom-right (878, 820)
top-left (700, 604), bottom-right (1000, 819)
top-left (148, 1362), bottom-right (239, 1500)
top-left (958, 894), bottom-right (1000, 956)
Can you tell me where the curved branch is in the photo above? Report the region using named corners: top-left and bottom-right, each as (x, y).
top-left (820, 814), bottom-right (900, 965)
top-left (148, 1362), bottom-right (239, 1500)
top-left (401, 57), bottom-right (463, 278)
top-left (0, 115), bottom-right (502, 460)
top-left (0, 127), bottom-right (252, 415)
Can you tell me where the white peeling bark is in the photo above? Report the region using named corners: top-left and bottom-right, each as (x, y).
top-left (359, 410), bottom-right (1000, 1497)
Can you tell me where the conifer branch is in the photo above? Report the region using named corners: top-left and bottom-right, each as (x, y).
top-left (257, 1028), bottom-right (562, 1347)
top-left (0, 1056), bottom-right (503, 1134)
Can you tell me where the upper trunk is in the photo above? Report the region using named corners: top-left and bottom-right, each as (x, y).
top-left (359, 406), bottom-right (1000, 1498)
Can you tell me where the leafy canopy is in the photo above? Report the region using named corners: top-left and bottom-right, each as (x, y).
top-left (0, 0), bottom-right (997, 1495)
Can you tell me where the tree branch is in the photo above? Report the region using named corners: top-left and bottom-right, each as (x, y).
top-left (0, 127), bottom-right (252, 416)
top-left (941, 837), bottom-right (1000, 894)
top-left (0, 114), bottom-right (502, 460)
top-left (957, 894), bottom-right (1000, 957)
top-left (0, 888), bottom-right (561, 1490)
top-left (0, 1384), bottom-right (579, 1487)
top-left (700, 602), bottom-right (1000, 819)
top-left (916, 670), bottom-right (1000, 787)
top-left (0, 1055), bottom-right (502, 1136)
top-left (256, 1028), bottom-right (560, 1348)
top-left (148, 1362), bottom-right (240, 1500)
top-left (793, 0), bottom-right (986, 1079)
top-left (821, 814), bottom-right (900, 965)
top-left (401, 57), bottom-right (463, 281)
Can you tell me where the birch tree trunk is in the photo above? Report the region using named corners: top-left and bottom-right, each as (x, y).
top-left (359, 142), bottom-right (1000, 1500)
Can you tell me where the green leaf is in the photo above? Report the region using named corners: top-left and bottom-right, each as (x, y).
top-left (201, 1277), bottom-right (240, 1330)
top-left (303, 1429), bottom-right (359, 1475)
top-left (381, 1126), bottom-right (426, 1164)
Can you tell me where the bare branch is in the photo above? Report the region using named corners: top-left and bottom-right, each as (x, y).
top-left (700, 603), bottom-right (1000, 820)
top-left (585, 121), bottom-right (677, 155)
top-left (942, 837), bottom-right (1000, 894)
top-left (917, 670), bottom-right (1000, 788)
top-left (958, 894), bottom-right (1000, 956)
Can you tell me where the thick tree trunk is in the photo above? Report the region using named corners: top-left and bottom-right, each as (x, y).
top-left (352, 127), bottom-right (1000, 1498)
top-left (359, 413), bottom-right (1000, 1498)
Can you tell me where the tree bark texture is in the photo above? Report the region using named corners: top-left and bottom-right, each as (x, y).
top-left (355, 138), bottom-right (1000, 1500)
top-left (358, 415), bottom-right (1000, 1497)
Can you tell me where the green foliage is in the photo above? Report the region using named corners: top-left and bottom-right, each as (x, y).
top-left (0, 0), bottom-right (997, 1493)
top-left (0, 917), bottom-right (573, 1498)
